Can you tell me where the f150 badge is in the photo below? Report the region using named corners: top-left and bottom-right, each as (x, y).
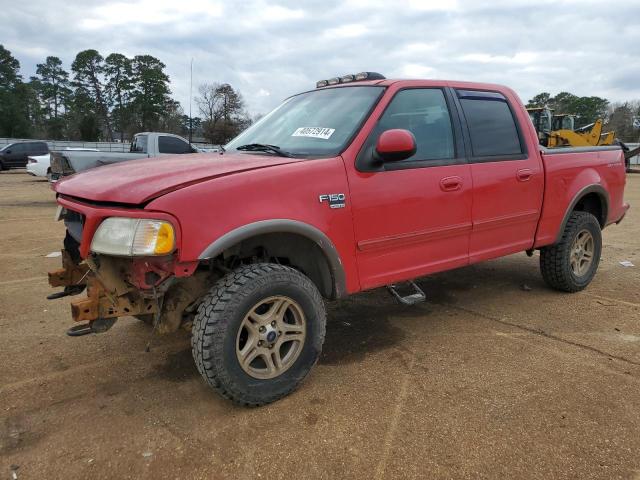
top-left (319, 193), bottom-right (346, 209)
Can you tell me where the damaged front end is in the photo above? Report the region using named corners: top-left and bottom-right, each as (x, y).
top-left (48, 201), bottom-right (209, 337)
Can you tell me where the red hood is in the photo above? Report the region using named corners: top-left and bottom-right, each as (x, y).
top-left (54, 153), bottom-right (301, 204)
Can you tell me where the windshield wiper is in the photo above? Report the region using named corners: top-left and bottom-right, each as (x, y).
top-left (235, 143), bottom-right (294, 157)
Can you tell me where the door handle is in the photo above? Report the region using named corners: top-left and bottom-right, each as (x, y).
top-left (516, 168), bottom-right (533, 182)
top-left (440, 176), bottom-right (462, 192)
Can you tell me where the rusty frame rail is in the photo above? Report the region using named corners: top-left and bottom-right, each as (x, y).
top-left (48, 250), bottom-right (159, 323)
top-left (48, 250), bottom-right (90, 288)
top-left (70, 277), bottom-right (158, 323)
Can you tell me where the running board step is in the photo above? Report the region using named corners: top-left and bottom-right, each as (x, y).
top-left (387, 281), bottom-right (426, 306)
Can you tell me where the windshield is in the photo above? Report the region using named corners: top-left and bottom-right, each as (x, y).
top-left (226, 86), bottom-right (384, 157)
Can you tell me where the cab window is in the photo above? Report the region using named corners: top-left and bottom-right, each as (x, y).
top-left (376, 89), bottom-right (455, 162)
top-left (158, 136), bottom-right (192, 154)
top-left (456, 90), bottom-right (523, 158)
top-left (130, 135), bottom-right (148, 153)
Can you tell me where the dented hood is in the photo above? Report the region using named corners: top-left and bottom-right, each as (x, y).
top-left (54, 152), bottom-right (301, 204)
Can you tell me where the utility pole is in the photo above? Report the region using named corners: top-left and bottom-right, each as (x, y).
top-left (189, 58), bottom-right (193, 144)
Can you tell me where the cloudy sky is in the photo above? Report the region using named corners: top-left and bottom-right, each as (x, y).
top-left (2, 0), bottom-right (639, 116)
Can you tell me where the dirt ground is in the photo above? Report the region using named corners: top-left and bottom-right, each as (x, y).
top-left (0, 171), bottom-right (638, 480)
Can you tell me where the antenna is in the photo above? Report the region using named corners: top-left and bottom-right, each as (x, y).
top-left (189, 58), bottom-right (193, 144)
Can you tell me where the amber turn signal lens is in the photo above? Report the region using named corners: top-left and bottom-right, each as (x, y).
top-left (153, 222), bottom-right (175, 255)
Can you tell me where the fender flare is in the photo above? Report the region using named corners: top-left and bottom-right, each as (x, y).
top-left (198, 219), bottom-right (347, 298)
top-left (555, 184), bottom-right (609, 243)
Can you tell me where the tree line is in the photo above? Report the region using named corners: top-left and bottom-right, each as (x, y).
top-left (526, 91), bottom-right (640, 142)
top-left (0, 45), bottom-right (252, 144)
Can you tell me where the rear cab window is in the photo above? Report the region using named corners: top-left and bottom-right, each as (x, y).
top-left (455, 90), bottom-right (525, 160)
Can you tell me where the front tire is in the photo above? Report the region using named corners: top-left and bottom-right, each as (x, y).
top-left (191, 263), bottom-right (326, 406)
top-left (540, 211), bottom-right (602, 292)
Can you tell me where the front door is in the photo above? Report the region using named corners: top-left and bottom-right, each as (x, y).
top-left (346, 87), bottom-right (472, 290)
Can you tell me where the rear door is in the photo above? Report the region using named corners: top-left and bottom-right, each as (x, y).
top-left (453, 89), bottom-right (544, 262)
top-left (19, 142), bottom-right (38, 166)
top-left (346, 87), bottom-right (472, 290)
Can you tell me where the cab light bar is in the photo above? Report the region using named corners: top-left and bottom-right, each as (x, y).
top-left (316, 71), bottom-right (386, 88)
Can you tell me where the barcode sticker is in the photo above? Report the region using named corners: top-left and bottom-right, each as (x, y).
top-left (292, 127), bottom-right (335, 140)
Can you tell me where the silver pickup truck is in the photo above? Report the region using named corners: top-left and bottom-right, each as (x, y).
top-left (50, 132), bottom-right (202, 180)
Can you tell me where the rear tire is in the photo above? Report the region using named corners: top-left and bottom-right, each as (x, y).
top-left (540, 211), bottom-right (602, 292)
top-left (191, 263), bottom-right (326, 406)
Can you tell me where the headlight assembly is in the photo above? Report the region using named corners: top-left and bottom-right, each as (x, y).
top-left (90, 217), bottom-right (175, 256)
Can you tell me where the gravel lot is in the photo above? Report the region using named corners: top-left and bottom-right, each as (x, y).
top-left (1, 171), bottom-right (639, 479)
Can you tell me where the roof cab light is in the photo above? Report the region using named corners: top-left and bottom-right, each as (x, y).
top-left (316, 72), bottom-right (386, 88)
top-left (355, 71), bottom-right (386, 81)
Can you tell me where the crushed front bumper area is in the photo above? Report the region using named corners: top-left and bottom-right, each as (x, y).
top-left (48, 249), bottom-right (209, 336)
top-left (48, 251), bottom-right (159, 330)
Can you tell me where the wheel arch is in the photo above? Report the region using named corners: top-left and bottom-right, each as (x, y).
top-left (198, 219), bottom-right (347, 299)
top-left (555, 184), bottom-right (609, 243)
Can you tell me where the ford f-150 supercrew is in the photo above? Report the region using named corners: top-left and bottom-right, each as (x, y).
top-left (48, 72), bottom-right (629, 406)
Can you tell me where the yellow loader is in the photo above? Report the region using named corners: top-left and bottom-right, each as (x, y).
top-left (527, 107), bottom-right (638, 171)
top-left (527, 107), bottom-right (615, 147)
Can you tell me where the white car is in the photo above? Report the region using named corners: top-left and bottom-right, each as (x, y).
top-left (27, 148), bottom-right (99, 181)
top-left (26, 153), bottom-right (52, 179)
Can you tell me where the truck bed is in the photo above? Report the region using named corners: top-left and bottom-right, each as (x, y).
top-left (50, 151), bottom-right (149, 179)
top-left (535, 145), bottom-right (628, 247)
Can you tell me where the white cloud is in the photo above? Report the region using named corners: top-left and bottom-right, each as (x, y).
top-left (397, 64), bottom-right (435, 78)
top-left (406, 0), bottom-right (459, 11)
top-left (262, 5), bottom-right (305, 21)
top-left (81, 0), bottom-right (223, 29)
top-left (322, 23), bottom-right (369, 39)
top-left (460, 52), bottom-right (540, 65)
top-left (2, 0), bottom-right (640, 116)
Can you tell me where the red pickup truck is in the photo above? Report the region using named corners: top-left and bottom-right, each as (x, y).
top-left (49, 73), bottom-right (629, 406)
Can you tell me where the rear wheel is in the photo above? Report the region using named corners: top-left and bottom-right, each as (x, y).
top-left (540, 211), bottom-right (602, 292)
top-left (191, 263), bottom-right (326, 406)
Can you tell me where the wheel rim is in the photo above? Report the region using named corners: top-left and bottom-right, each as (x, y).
top-left (570, 229), bottom-right (595, 277)
top-left (236, 295), bottom-right (306, 380)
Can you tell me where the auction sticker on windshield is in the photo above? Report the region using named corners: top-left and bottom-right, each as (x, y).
top-left (292, 127), bottom-right (335, 140)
